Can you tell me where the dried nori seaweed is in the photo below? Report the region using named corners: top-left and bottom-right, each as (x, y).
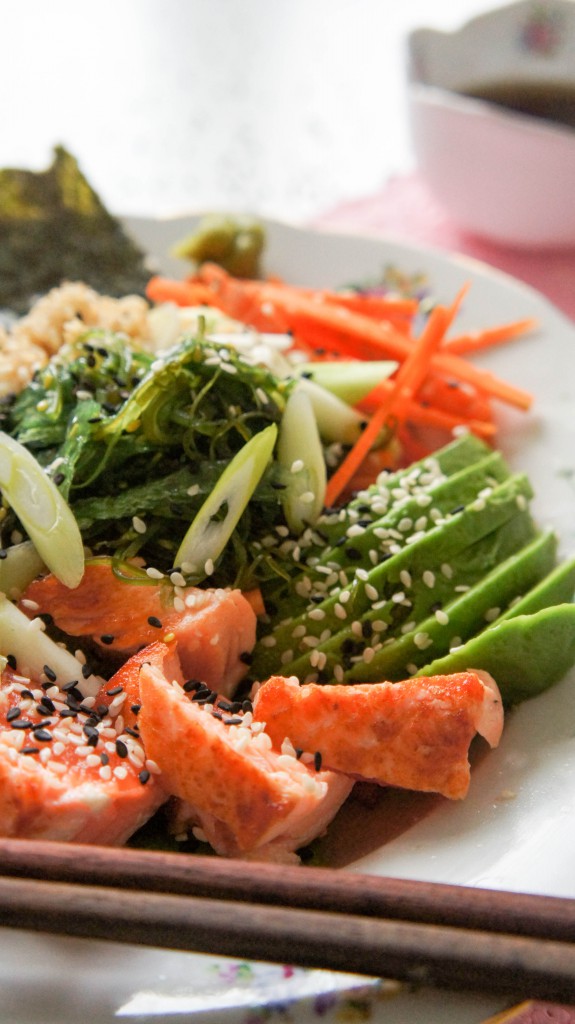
top-left (0, 146), bottom-right (152, 313)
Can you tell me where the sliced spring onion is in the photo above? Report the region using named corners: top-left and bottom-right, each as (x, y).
top-left (174, 423), bottom-right (278, 578)
top-left (0, 541), bottom-right (45, 600)
top-left (297, 359), bottom-right (397, 405)
top-left (0, 595), bottom-right (104, 698)
top-left (0, 432), bottom-right (84, 589)
top-left (277, 385), bottom-right (326, 533)
top-left (295, 377), bottom-right (366, 445)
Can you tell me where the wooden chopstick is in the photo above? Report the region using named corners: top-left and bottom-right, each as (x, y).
top-left (0, 837), bottom-right (575, 1002)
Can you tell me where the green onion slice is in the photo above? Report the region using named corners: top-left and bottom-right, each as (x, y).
top-left (278, 385), bottom-right (326, 533)
top-left (175, 423), bottom-right (278, 578)
top-left (0, 432), bottom-right (84, 589)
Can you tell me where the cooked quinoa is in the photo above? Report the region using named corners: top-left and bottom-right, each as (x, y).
top-left (0, 282), bottom-right (151, 396)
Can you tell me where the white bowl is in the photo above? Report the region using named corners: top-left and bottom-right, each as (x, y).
top-left (407, 0), bottom-right (575, 248)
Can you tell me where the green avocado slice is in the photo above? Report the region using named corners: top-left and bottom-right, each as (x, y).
top-left (348, 529), bottom-right (559, 682)
top-left (263, 473), bottom-right (536, 682)
top-left (416, 604), bottom-right (575, 705)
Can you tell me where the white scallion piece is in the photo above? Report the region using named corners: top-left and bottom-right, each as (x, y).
top-left (174, 423), bottom-right (278, 576)
top-left (0, 541), bottom-right (46, 599)
top-left (0, 432), bottom-right (84, 589)
top-left (0, 596), bottom-right (103, 698)
top-left (295, 377), bottom-right (366, 445)
top-left (277, 385), bottom-right (326, 533)
top-left (297, 359), bottom-right (398, 405)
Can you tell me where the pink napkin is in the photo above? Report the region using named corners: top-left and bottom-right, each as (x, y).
top-left (314, 174), bottom-right (575, 322)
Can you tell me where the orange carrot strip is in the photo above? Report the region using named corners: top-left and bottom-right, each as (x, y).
top-left (145, 276), bottom-right (214, 307)
top-left (233, 280), bottom-right (532, 411)
top-left (324, 291), bottom-right (465, 507)
top-left (445, 318), bottom-right (538, 355)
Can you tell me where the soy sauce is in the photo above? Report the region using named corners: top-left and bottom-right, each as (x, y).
top-left (459, 80), bottom-right (575, 129)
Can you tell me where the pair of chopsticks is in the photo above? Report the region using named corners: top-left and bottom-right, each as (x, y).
top-left (0, 837), bottom-right (574, 1003)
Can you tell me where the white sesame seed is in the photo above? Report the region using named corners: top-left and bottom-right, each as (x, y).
top-left (399, 570), bottom-right (412, 588)
top-left (516, 494), bottom-right (528, 510)
top-left (308, 608), bottom-right (326, 621)
top-left (334, 664), bottom-right (344, 682)
top-left (186, 484), bottom-right (200, 497)
top-left (146, 567), bottom-right (165, 580)
top-left (441, 563), bottom-right (453, 579)
top-left (398, 517), bottom-right (413, 532)
top-left (391, 591), bottom-right (406, 604)
top-left (435, 609), bottom-right (450, 625)
top-left (362, 647), bottom-right (375, 663)
top-left (414, 632), bottom-right (432, 650)
top-left (423, 570), bottom-right (435, 588)
top-left (99, 764), bottom-right (113, 781)
top-left (290, 459), bottom-right (304, 473)
top-left (334, 603), bottom-right (347, 620)
top-left (485, 607), bottom-right (501, 622)
top-left (145, 759), bottom-right (162, 775)
top-left (132, 516), bottom-right (147, 534)
top-left (281, 649), bottom-right (294, 664)
top-left (204, 558), bottom-right (214, 576)
top-left (261, 635), bottom-right (277, 648)
top-left (170, 571), bottom-right (187, 587)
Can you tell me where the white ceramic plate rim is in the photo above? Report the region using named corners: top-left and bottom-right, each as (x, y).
top-left (2, 215), bottom-right (575, 1023)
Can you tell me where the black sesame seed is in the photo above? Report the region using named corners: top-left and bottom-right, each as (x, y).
top-left (314, 751), bottom-right (322, 772)
top-left (97, 704), bottom-right (109, 717)
top-left (217, 699), bottom-right (235, 713)
top-left (43, 665), bottom-right (57, 682)
top-left (19, 689), bottom-right (34, 699)
top-left (124, 726), bottom-right (140, 738)
top-left (147, 616), bottom-right (163, 629)
top-left (40, 696), bottom-right (56, 713)
top-left (242, 700), bottom-right (253, 713)
top-left (295, 748), bottom-right (304, 760)
top-left (345, 547), bottom-right (362, 560)
top-left (22, 746), bottom-right (40, 755)
top-left (450, 505), bottom-right (465, 515)
top-left (106, 685), bottom-right (123, 697)
top-left (196, 692), bottom-right (218, 705)
top-left (100, 634), bottom-right (115, 645)
top-left (11, 719), bottom-right (33, 730)
top-left (130, 704), bottom-right (141, 715)
top-left (211, 710), bottom-right (223, 720)
top-left (6, 707), bottom-right (20, 722)
top-left (115, 740), bottom-right (128, 758)
top-left (0, 549), bottom-right (7, 560)
top-left (100, 752), bottom-right (109, 765)
top-left (81, 664), bottom-right (94, 679)
top-left (183, 679), bottom-right (204, 693)
top-left (83, 724), bottom-right (99, 744)
top-left (6, 654), bottom-right (17, 670)
top-left (53, 472), bottom-right (65, 487)
top-left (33, 729), bottom-right (52, 743)
top-left (138, 769), bottom-right (150, 785)
top-left (59, 708), bottom-right (78, 718)
top-left (239, 651), bottom-right (253, 665)
top-left (223, 716), bottom-right (243, 726)
top-left (62, 680), bottom-right (81, 692)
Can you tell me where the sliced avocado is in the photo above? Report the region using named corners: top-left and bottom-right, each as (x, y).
top-left (263, 473), bottom-right (536, 682)
top-left (416, 604), bottom-right (575, 705)
top-left (497, 555), bottom-right (575, 621)
top-left (349, 529), bottom-right (559, 682)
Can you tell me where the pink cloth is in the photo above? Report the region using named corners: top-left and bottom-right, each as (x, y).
top-left (314, 174), bottom-right (575, 321)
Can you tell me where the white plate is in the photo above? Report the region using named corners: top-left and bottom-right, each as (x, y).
top-left (3, 216), bottom-right (575, 1023)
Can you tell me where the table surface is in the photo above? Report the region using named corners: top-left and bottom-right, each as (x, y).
top-left (0, 0), bottom-right (494, 223)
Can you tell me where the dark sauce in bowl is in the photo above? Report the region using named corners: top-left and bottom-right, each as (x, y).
top-left (459, 81), bottom-right (575, 130)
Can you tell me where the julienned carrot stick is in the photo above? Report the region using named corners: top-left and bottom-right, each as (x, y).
top-left (445, 318), bottom-right (538, 355)
top-left (195, 264), bottom-right (533, 411)
top-left (324, 291), bottom-right (466, 507)
top-left (145, 277), bottom-right (214, 307)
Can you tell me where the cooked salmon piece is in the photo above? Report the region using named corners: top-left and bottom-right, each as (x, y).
top-left (21, 559), bottom-right (257, 697)
top-left (137, 661), bottom-right (353, 862)
top-left (0, 642), bottom-right (174, 844)
top-left (251, 671), bottom-right (504, 800)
